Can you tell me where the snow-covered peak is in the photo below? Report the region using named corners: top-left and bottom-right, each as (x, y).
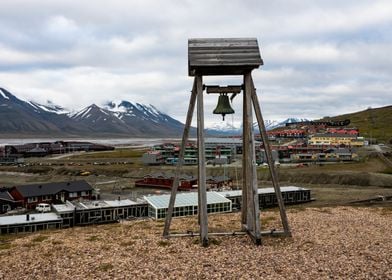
top-left (29, 100), bottom-right (69, 114)
top-left (207, 121), bottom-right (240, 132)
top-left (267, 118), bottom-right (311, 130)
top-left (70, 104), bottom-right (94, 119)
top-left (0, 88), bottom-right (10, 100)
top-left (103, 100), bottom-right (167, 119)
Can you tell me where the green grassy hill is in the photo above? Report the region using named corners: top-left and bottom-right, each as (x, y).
top-left (320, 105), bottom-right (392, 143)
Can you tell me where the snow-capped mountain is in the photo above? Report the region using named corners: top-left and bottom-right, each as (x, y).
top-left (206, 121), bottom-right (240, 132)
top-left (268, 118), bottom-right (310, 130)
top-left (29, 100), bottom-right (69, 115)
top-left (0, 87), bottom-right (74, 136)
top-left (0, 86), bottom-right (312, 137)
top-left (206, 118), bottom-right (312, 135)
top-left (0, 87), bottom-right (187, 137)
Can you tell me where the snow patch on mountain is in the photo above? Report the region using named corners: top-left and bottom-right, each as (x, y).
top-left (267, 118), bottom-right (311, 130)
top-left (29, 101), bottom-right (69, 114)
top-left (207, 121), bottom-right (240, 132)
top-left (0, 88), bottom-right (9, 100)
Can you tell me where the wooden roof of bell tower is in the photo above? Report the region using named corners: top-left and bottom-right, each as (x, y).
top-left (188, 38), bottom-right (263, 76)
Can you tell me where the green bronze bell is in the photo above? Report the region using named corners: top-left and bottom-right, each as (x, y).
top-left (213, 93), bottom-right (235, 121)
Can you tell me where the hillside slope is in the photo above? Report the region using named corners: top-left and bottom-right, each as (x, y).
top-left (320, 105), bottom-right (392, 143)
top-left (0, 207), bottom-right (390, 279)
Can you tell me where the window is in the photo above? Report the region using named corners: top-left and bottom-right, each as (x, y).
top-left (42, 195), bottom-right (51, 201)
top-left (69, 192), bottom-right (78, 198)
top-left (28, 197), bottom-right (37, 203)
top-left (81, 191), bottom-right (88, 196)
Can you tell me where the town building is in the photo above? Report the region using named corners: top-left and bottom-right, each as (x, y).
top-left (2, 141), bottom-right (114, 158)
top-left (144, 192), bottom-right (232, 219)
top-left (9, 180), bottom-right (93, 209)
top-left (141, 139), bottom-right (239, 165)
top-left (0, 213), bottom-right (63, 234)
top-left (135, 173), bottom-right (198, 191)
top-left (308, 134), bottom-right (364, 147)
top-left (0, 186), bottom-right (312, 234)
top-left (219, 186), bottom-right (311, 210)
top-left (52, 199), bottom-right (148, 227)
top-left (267, 129), bottom-right (306, 139)
top-left (0, 189), bottom-right (17, 213)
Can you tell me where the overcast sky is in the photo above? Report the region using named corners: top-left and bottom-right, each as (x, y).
top-left (0, 0), bottom-right (391, 127)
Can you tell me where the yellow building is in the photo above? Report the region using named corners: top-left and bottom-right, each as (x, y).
top-left (308, 134), bottom-right (364, 147)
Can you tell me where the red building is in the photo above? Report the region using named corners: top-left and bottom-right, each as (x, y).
top-left (135, 173), bottom-right (197, 191)
top-left (326, 128), bottom-right (359, 135)
top-left (9, 180), bottom-right (93, 209)
top-left (267, 129), bottom-right (306, 138)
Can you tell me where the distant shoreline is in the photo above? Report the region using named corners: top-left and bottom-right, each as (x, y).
top-left (0, 137), bottom-right (184, 147)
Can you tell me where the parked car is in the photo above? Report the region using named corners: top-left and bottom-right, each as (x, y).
top-left (35, 203), bottom-right (51, 213)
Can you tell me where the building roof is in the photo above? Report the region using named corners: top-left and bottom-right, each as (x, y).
top-left (144, 191), bottom-right (231, 209)
top-left (218, 186), bottom-right (309, 198)
top-left (144, 172), bottom-right (197, 181)
top-left (53, 199), bottom-right (146, 213)
top-left (0, 213), bottom-right (61, 226)
top-left (188, 38), bottom-right (263, 76)
top-left (205, 137), bottom-right (261, 145)
top-left (12, 180), bottom-right (93, 198)
top-left (311, 133), bottom-right (356, 138)
top-left (0, 189), bottom-right (15, 202)
top-left (206, 175), bottom-right (231, 183)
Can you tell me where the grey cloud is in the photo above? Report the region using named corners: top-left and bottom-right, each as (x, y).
top-left (0, 0), bottom-right (391, 125)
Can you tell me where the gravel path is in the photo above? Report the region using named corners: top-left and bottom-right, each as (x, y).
top-left (0, 207), bottom-right (391, 279)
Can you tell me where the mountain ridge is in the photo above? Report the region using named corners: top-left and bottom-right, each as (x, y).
top-left (0, 87), bottom-right (186, 137)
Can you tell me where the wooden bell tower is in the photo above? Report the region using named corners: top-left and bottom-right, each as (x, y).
top-left (163, 38), bottom-right (291, 246)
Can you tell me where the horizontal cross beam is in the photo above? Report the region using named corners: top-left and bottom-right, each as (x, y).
top-left (164, 230), bottom-right (287, 238)
top-left (205, 85), bottom-right (243, 94)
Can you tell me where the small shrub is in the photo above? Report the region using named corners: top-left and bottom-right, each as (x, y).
top-left (86, 235), bottom-right (99, 242)
top-left (98, 263), bottom-right (114, 272)
top-left (32, 235), bottom-right (48, 243)
top-left (157, 240), bottom-right (170, 247)
top-left (23, 243), bottom-right (37, 248)
top-left (209, 238), bottom-right (222, 246)
top-left (0, 243), bottom-right (12, 250)
top-left (382, 167), bottom-right (392, 174)
top-left (120, 240), bottom-right (136, 247)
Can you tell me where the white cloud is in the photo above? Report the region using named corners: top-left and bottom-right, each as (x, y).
top-left (0, 0), bottom-right (391, 125)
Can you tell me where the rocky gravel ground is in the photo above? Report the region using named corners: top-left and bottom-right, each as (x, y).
top-left (0, 207), bottom-right (391, 279)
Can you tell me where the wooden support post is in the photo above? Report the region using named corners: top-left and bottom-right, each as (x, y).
top-left (163, 79), bottom-right (197, 237)
top-left (244, 72), bottom-right (261, 244)
top-left (250, 77), bottom-right (291, 237)
top-left (241, 77), bottom-right (248, 228)
top-left (196, 75), bottom-right (209, 247)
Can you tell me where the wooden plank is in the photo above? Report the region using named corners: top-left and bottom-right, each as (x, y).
top-left (250, 77), bottom-right (291, 237)
top-left (167, 231), bottom-right (247, 238)
top-left (163, 79), bottom-right (197, 237)
top-left (189, 66), bottom-right (258, 76)
top-left (189, 39), bottom-right (258, 46)
top-left (243, 74), bottom-right (254, 232)
top-left (241, 81), bottom-right (248, 228)
top-left (190, 53), bottom-right (261, 59)
top-left (243, 72), bottom-right (261, 244)
top-left (196, 75), bottom-right (209, 247)
top-left (206, 85), bottom-right (242, 94)
top-left (190, 60), bottom-right (262, 66)
top-left (189, 47), bottom-right (260, 54)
